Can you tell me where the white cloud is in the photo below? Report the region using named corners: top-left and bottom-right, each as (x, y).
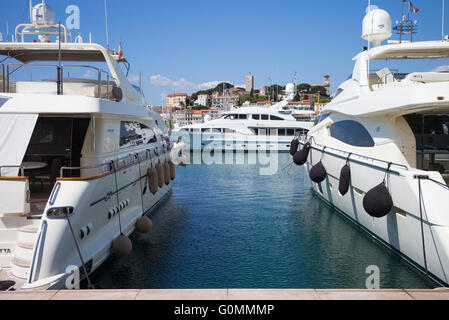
top-left (432, 65), bottom-right (449, 72)
top-left (127, 74), bottom-right (142, 85)
top-left (149, 74), bottom-right (228, 94)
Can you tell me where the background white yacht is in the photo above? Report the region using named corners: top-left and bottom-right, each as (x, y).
top-left (172, 83), bottom-right (315, 152)
top-left (293, 6), bottom-right (449, 286)
top-left (0, 1), bottom-right (183, 290)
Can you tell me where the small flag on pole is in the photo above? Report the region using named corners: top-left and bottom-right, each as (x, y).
top-left (409, 1), bottom-right (419, 13)
top-left (118, 42), bottom-right (123, 59)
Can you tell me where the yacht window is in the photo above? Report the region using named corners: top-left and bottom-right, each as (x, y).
top-left (261, 115), bottom-right (269, 120)
top-left (404, 114), bottom-right (449, 174)
top-left (329, 120), bottom-right (374, 147)
top-left (238, 114), bottom-right (247, 120)
top-left (314, 113), bottom-right (331, 125)
top-left (269, 129), bottom-right (277, 135)
top-left (252, 114), bottom-right (260, 120)
top-left (258, 129), bottom-right (267, 135)
top-left (250, 128), bottom-right (258, 135)
top-left (120, 121), bottom-right (157, 148)
top-left (193, 128), bottom-right (200, 133)
top-left (278, 129), bottom-right (286, 136)
top-left (201, 128), bottom-right (210, 132)
top-left (224, 128), bottom-right (235, 133)
top-left (286, 129), bottom-right (295, 136)
top-left (270, 115), bottom-right (284, 121)
top-left (211, 128), bottom-right (222, 133)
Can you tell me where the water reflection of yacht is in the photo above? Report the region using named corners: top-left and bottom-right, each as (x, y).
top-left (294, 6), bottom-right (449, 286)
top-left (172, 83), bottom-right (315, 152)
top-left (0, 1), bottom-right (183, 290)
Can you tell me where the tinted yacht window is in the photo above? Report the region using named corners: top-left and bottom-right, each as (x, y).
top-left (252, 114), bottom-right (260, 120)
top-left (120, 121), bottom-right (157, 148)
top-left (270, 115), bottom-right (284, 121)
top-left (329, 120), bottom-right (374, 147)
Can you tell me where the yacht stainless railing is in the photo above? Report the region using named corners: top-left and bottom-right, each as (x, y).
top-left (0, 165), bottom-right (25, 177)
top-left (59, 144), bottom-right (171, 178)
top-left (1, 64), bottom-right (5, 92)
top-left (298, 135), bottom-right (409, 175)
top-left (1, 63), bottom-right (114, 99)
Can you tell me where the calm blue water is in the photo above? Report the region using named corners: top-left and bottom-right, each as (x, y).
top-left (91, 153), bottom-right (435, 289)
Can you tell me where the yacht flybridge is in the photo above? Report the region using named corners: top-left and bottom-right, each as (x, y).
top-left (172, 83), bottom-right (315, 152)
top-left (291, 6), bottom-right (449, 286)
top-left (0, 1), bottom-right (183, 290)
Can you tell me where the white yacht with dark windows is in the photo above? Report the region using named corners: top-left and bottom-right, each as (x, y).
top-left (0, 1), bottom-right (183, 290)
top-left (292, 6), bottom-right (449, 286)
top-left (172, 83), bottom-right (315, 152)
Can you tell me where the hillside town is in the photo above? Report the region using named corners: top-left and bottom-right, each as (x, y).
top-left (148, 74), bottom-right (331, 129)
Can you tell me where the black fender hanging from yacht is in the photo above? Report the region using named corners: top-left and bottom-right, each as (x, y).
top-left (293, 142), bottom-right (310, 166)
top-left (290, 138), bottom-right (299, 156)
top-left (363, 162), bottom-right (394, 218)
top-left (338, 153), bottom-right (352, 196)
top-left (309, 146), bottom-right (327, 183)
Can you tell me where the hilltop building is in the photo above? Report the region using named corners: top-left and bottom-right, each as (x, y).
top-left (259, 86), bottom-right (268, 96)
top-left (311, 75), bottom-right (331, 96)
top-left (194, 94), bottom-right (209, 107)
top-left (245, 74), bottom-right (254, 93)
top-left (167, 93), bottom-right (187, 108)
top-left (211, 91), bottom-right (240, 110)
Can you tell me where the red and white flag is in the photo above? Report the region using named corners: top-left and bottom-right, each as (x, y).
top-left (118, 42), bottom-right (123, 59)
top-left (409, 1), bottom-right (419, 13)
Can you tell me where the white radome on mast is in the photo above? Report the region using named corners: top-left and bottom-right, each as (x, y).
top-left (362, 8), bottom-right (392, 47)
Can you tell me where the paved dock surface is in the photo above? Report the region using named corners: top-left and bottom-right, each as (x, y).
top-left (1, 289), bottom-right (449, 300)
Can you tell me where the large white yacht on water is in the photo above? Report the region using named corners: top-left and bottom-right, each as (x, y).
top-left (292, 6), bottom-right (449, 286)
top-left (171, 83), bottom-right (315, 152)
top-left (0, 1), bottom-right (184, 290)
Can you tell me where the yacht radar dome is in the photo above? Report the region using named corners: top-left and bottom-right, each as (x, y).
top-left (285, 83), bottom-right (295, 94)
top-left (362, 8), bottom-right (392, 47)
top-left (31, 2), bottom-right (56, 26)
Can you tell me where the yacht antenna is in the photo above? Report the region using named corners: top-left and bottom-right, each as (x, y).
top-left (57, 22), bottom-right (62, 95)
top-left (393, 0), bottom-right (418, 43)
top-left (6, 21), bottom-right (8, 42)
top-left (139, 71), bottom-right (142, 92)
top-left (443, 0), bottom-right (445, 40)
top-left (29, 0), bottom-right (33, 22)
top-left (104, 0), bottom-right (110, 49)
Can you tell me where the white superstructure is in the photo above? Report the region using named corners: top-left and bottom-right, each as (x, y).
top-left (172, 84), bottom-right (315, 152)
top-left (0, 1), bottom-right (184, 290)
top-left (292, 7), bottom-right (449, 286)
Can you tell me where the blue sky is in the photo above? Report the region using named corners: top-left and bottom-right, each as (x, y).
top-left (1, 0), bottom-right (448, 105)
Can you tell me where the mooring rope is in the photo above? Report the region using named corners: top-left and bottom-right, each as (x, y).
top-left (417, 177), bottom-right (429, 277)
top-left (111, 160), bottom-right (122, 234)
top-left (65, 215), bottom-right (94, 289)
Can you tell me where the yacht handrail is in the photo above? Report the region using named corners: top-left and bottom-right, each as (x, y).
top-left (1, 64), bottom-right (5, 92)
top-left (0, 165), bottom-right (25, 177)
top-left (299, 135), bottom-right (409, 174)
top-left (59, 144), bottom-right (171, 178)
top-left (3, 62), bottom-right (114, 99)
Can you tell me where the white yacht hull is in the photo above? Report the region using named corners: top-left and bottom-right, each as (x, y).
top-left (170, 132), bottom-right (297, 153)
top-left (0, 148), bottom-right (177, 290)
top-left (303, 144), bottom-right (449, 286)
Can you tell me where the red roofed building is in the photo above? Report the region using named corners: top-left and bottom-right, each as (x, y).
top-left (167, 93), bottom-right (187, 108)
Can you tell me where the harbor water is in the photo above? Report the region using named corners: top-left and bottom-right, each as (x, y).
top-left (91, 152), bottom-right (435, 289)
